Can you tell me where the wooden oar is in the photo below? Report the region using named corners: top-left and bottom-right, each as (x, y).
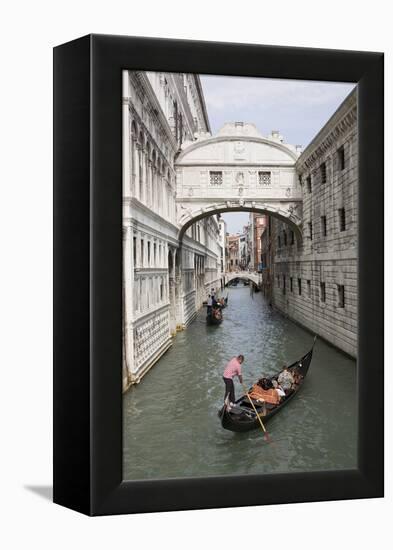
top-left (242, 383), bottom-right (270, 442)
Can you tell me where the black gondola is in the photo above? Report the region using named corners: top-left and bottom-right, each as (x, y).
top-left (219, 337), bottom-right (316, 432)
top-left (206, 308), bottom-right (223, 325)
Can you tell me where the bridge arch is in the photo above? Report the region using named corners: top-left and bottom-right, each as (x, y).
top-left (225, 272), bottom-right (260, 285)
top-left (177, 202), bottom-right (302, 243)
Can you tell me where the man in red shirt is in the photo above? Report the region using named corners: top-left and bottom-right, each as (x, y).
top-left (223, 354), bottom-right (244, 407)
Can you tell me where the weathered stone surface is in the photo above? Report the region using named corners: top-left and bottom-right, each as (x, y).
top-left (271, 90), bottom-right (358, 358)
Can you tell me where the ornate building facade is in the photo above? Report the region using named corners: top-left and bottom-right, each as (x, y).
top-left (270, 90), bottom-right (358, 357)
top-left (122, 71), bottom-right (222, 391)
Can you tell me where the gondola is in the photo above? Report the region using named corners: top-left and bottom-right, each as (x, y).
top-left (219, 337), bottom-right (316, 432)
top-left (206, 308), bottom-right (223, 325)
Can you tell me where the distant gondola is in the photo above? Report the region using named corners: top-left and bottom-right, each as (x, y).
top-left (206, 308), bottom-right (223, 325)
top-left (218, 337), bottom-right (316, 432)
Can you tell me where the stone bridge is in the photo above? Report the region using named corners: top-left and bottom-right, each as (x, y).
top-left (225, 271), bottom-right (261, 285)
top-left (175, 122), bottom-right (303, 241)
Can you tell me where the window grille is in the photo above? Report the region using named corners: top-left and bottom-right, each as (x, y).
top-left (209, 171), bottom-right (223, 185)
top-left (339, 208), bottom-right (346, 231)
top-left (321, 216), bottom-right (327, 237)
top-left (338, 146), bottom-right (345, 170)
top-left (320, 282), bottom-right (326, 303)
top-left (338, 285), bottom-right (345, 308)
top-left (258, 171), bottom-right (271, 185)
top-left (320, 162), bottom-right (327, 184)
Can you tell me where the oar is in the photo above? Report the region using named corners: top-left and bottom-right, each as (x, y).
top-left (242, 383), bottom-right (270, 442)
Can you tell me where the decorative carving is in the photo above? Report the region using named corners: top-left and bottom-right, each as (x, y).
top-left (235, 172), bottom-right (245, 185)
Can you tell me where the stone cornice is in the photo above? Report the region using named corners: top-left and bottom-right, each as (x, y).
top-left (296, 90), bottom-right (357, 173)
top-left (194, 74), bottom-right (211, 133)
top-left (177, 135), bottom-right (299, 163)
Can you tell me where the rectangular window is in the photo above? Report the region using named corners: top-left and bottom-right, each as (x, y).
top-left (320, 282), bottom-right (326, 303)
top-left (339, 208), bottom-right (346, 231)
top-left (154, 243), bottom-right (157, 264)
top-left (278, 235), bottom-right (281, 248)
top-left (307, 175), bottom-right (312, 193)
top-left (298, 278), bottom-right (302, 295)
top-left (133, 237), bottom-right (137, 265)
top-left (160, 281), bottom-right (164, 301)
top-left (290, 230), bottom-right (295, 245)
top-left (290, 277), bottom-right (293, 292)
top-left (209, 171), bottom-right (223, 185)
top-left (320, 162), bottom-right (327, 184)
top-left (321, 215), bottom-right (327, 237)
top-left (258, 171), bottom-right (271, 185)
top-left (308, 222), bottom-right (313, 240)
top-left (140, 239), bottom-right (144, 267)
top-left (338, 285), bottom-right (345, 308)
top-left (283, 231), bottom-right (287, 246)
top-left (307, 279), bottom-right (311, 297)
top-left (147, 241), bottom-right (151, 265)
top-left (338, 146), bottom-right (345, 170)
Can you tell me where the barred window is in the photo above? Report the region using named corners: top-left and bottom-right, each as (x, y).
top-left (320, 162), bottom-right (327, 184)
top-left (320, 282), bottom-right (326, 303)
top-left (321, 215), bottom-right (327, 237)
top-left (338, 146), bottom-right (345, 170)
top-left (209, 171), bottom-right (223, 185)
top-left (338, 285), bottom-right (345, 308)
top-left (308, 222), bottom-right (313, 240)
top-left (339, 208), bottom-right (346, 231)
top-left (258, 171), bottom-right (271, 185)
top-left (290, 277), bottom-right (293, 292)
top-left (307, 175), bottom-right (312, 193)
top-left (298, 278), bottom-right (302, 296)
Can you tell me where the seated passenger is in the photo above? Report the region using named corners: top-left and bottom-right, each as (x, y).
top-left (272, 379), bottom-right (285, 400)
top-left (291, 367), bottom-right (302, 386)
top-left (249, 382), bottom-right (281, 405)
top-left (278, 365), bottom-right (294, 392)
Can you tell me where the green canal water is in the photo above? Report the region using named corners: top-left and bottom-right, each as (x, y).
top-left (123, 285), bottom-right (357, 480)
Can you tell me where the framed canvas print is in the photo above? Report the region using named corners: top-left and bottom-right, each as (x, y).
top-left (53, 34), bottom-right (384, 516)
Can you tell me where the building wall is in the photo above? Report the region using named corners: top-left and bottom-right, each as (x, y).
top-left (123, 70), bottom-right (220, 390)
top-left (271, 90), bottom-right (358, 357)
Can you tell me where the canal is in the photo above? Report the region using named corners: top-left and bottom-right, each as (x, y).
top-left (123, 284), bottom-right (357, 481)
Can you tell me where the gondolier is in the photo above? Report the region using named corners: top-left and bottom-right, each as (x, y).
top-left (223, 355), bottom-right (244, 407)
top-left (219, 337), bottom-right (317, 432)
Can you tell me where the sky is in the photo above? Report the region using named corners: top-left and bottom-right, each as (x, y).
top-left (199, 75), bottom-right (355, 234)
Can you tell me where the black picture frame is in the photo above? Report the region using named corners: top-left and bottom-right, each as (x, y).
top-left (53, 34), bottom-right (384, 516)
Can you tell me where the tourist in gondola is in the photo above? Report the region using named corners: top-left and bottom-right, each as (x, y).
top-left (223, 354), bottom-right (244, 407)
top-left (278, 365), bottom-right (294, 393)
top-left (206, 294), bottom-right (213, 315)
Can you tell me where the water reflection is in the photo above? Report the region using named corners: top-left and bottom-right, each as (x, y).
top-left (123, 285), bottom-right (357, 480)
